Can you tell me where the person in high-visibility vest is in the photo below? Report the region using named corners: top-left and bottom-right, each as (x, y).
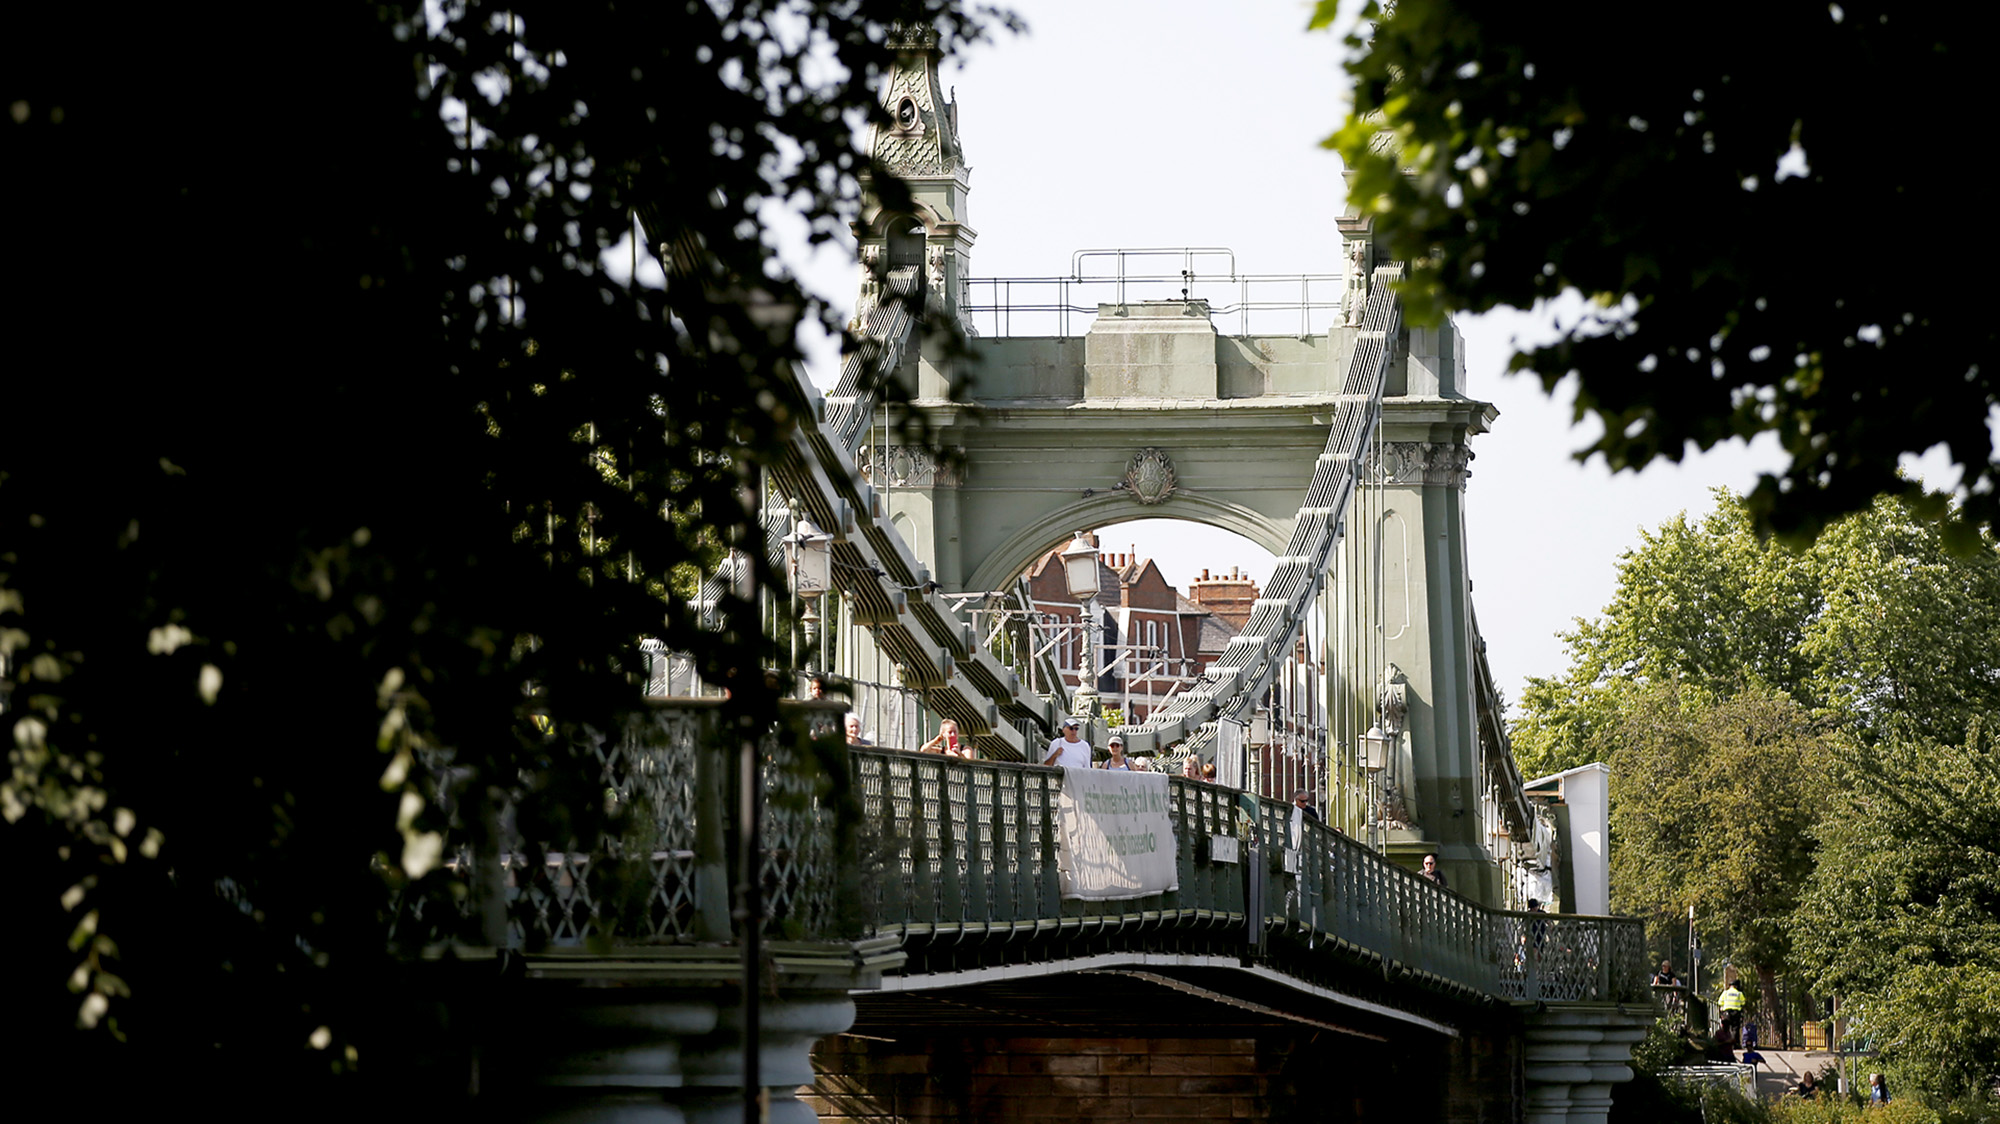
top-left (1717, 982), bottom-right (1748, 1045)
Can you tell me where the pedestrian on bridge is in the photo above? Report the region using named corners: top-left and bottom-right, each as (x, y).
top-left (1422, 853), bottom-right (1448, 889)
top-left (1292, 791), bottom-right (1321, 825)
top-left (1043, 717), bottom-right (1092, 769)
top-left (1099, 735), bottom-right (1138, 770)
top-left (922, 719), bottom-right (972, 759)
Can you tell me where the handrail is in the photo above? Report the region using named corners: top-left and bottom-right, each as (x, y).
top-left (962, 270), bottom-right (1343, 340)
top-left (852, 748), bottom-right (1647, 1003)
top-left (494, 705), bottom-right (1651, 1007)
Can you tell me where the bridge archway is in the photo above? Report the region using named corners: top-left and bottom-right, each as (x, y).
top-left (963, 493), bottom-right (1287, 596)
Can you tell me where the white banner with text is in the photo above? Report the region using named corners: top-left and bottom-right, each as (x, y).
top-left (1054, 768), bottom-right (1179, 901)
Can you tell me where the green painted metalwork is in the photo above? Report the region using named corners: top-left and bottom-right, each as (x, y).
top-left (498, 706), bottom-right (1647, 1006)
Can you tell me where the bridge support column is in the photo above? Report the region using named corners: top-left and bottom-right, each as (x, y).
top-left (1520, 1005), bottom-right (1654, 1124)
top-left (678, 992), bottom-right (859, 1124)
top-left (512, 939), bottom-right (894, 1124)
top-left (524, 994), bottom-right (722, 1123)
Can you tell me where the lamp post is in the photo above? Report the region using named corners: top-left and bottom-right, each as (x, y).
top-left (1358, 722), bottom-right (1391, 852)
top-left (783, 517), bottom-right (833, 673)
top-left (1059, 530), bottom-right (1101, 721)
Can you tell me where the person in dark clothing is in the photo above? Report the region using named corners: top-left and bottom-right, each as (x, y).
top-left (1293, 791), bottom-right (1321, 824)
top-left (1422, 853), bottom-right (1447, 888)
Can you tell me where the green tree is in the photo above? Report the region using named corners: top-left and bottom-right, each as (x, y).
top-left (1511, 491), bottom-right (1821, 779)
top-left (1607, 683), bottom-right (1829, 1029)
top-left (1799, 512), bottom-right (2000, 743)
top-left (1513, 489), bottom-right (2000, 1061)
top-left (1792, 723), bottom-right (2000, 1101)
top-left (2, 0), bottom-right (1003, 1108)
top-left (1321, 0), bottom-right (1999, 541)
top-left (1512, 490), bottom-right (2000, 779)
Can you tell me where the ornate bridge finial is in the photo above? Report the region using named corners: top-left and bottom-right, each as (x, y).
top-left (871, 26), bottom-right (963, 177)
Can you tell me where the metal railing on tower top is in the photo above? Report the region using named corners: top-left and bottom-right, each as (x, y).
top-left (962, 246), bottom-right (1343, 339)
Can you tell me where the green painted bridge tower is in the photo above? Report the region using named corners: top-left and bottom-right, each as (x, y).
top-left (842, 36), bottom-right (1523, 906)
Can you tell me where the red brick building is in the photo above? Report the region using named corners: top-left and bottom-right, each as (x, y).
top-left (1023, 539), bottom-right (1253, 724)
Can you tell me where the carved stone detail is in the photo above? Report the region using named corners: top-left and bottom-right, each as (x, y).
top-left (897, 244), bottom-right (974, 338)
top-left (1121, 448), bottom-right (1178, 505)
top-left (853, 244), bottom-right (884, 327)
top-left (925, 244), bottom-right (947, 302)
top-left (1344, 240), bottom-right (1370, 327)
top-left (1377, 664), bottom-right (1408, 737)
top-left (1379, 781), bottom-right (1413, 830)
top-left (857, 444), bottom-right (962, 489)
top-left (1381, 441), bottom-right (1474, 489)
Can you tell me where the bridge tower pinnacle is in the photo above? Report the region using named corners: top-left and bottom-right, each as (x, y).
top-left (858, 27), bottom-right (978, 350)
top-left (846, 27), bottom-right (981, 600)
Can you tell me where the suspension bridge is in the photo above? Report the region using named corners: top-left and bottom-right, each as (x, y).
top-left (501, 32), bottom-right (1658, 1124)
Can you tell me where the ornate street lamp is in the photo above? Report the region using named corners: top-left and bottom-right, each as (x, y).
top-left (1357, 722), bottom-right (1391, 772)
top-left (1358, 722), bottom-right (1391, 852)
top-left (1059, 530), bottom-right (1101, 719)
top-left (783, 517), bottom-right (834, 672)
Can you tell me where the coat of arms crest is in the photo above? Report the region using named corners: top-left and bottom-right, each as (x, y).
top-left (1122, 448), bottom-right (1177, 506)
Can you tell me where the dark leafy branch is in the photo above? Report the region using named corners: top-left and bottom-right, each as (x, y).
top-left (1, 0), bottom-right (1009, 1105)
top-left (1325, 0), bottom-right (2000, 542)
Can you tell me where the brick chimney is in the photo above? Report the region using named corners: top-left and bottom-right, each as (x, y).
top-left (1188, 566), bottom-right (1259, 631)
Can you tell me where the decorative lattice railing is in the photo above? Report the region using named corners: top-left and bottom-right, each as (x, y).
top-left (489, 701), bottom-right (852, 948)
top-left (494, 705), bottom-right (1648, 1006)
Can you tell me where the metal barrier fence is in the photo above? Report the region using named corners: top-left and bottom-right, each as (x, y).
top-left (850, 748), bottom-right (1249, 932)
top-left (496, 708), bottom-right (1647, 1006)
top-left (846, 746), bottom-right (1647, 1004)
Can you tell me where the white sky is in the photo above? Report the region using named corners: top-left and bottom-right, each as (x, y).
top-left (773, 0), bottom-right (1926, 709)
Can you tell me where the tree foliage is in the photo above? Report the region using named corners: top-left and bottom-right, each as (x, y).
top-left (1514, 489), bottom-right (2000, 1096)
top-left (1322, 0), bottom-right (2000, 541)
top-left (1606, 683), bottom-right (1829, 983)
top-left (1793, 724), bottom-right (2000, 1100)
top-left (1800, 512), bottom-right (2000, 743)
top-left (2, 0), bottom-right (1002, 1106)
top-left (1511, 493), bottom-right (1817, 780)
top-left (1513, 490), bottom-right (2000, 780)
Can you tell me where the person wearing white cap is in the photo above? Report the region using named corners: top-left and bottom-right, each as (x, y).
top-left (1099, 735), bottom-right (1137, 770)
top-left (1042, 716), bottom-right (1092, 769)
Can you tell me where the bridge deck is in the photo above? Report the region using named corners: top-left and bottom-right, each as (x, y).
top-left (497, 705), bottom-right (1647, 1010)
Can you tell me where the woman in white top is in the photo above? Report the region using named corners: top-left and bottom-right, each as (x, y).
top-left (1099, 736), bottom-right (1139, 770)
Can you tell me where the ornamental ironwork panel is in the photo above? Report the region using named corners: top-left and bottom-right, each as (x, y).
top-left (760, 712), bottom-right (841, 940)
top-left (443, 707), bottom-right (1649, 1006)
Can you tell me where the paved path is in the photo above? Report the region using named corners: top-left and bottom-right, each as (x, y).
top-left (1744, 1048), bottom-right (1843, 1100)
